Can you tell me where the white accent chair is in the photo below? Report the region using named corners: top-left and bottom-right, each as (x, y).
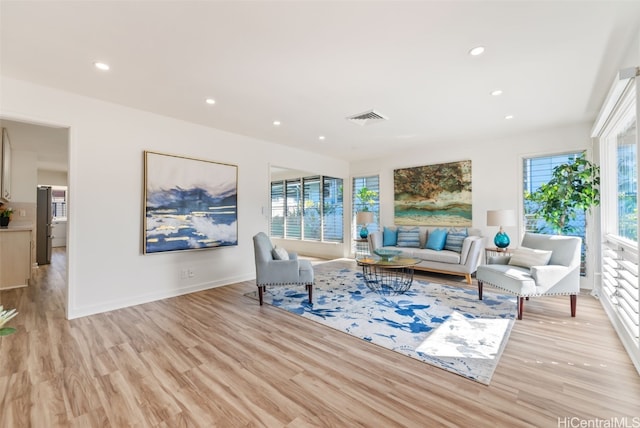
top-left (476, 233), bottom-right (581, 320)
top-left (252, 232), bottom-right (314, 305)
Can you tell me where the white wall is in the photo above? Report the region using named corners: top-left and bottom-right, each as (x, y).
top-left (38, 170), bottom-right (68, 187)
top-left (1, 76), bottom-right (349, 319)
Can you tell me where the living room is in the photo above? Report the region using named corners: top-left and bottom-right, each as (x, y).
top-left (1, 1), bottom-right (639, 426)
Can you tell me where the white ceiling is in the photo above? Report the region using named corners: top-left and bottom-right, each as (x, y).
top-left (1, 1), bottom-right (640, 165)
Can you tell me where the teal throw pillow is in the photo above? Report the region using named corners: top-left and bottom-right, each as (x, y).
top-left (383, 227), bottom-right (398, 246)
top-left (426, 228), bottom-right (448, 251)
top-left (444, 228), bottom-right (468, 253)
top-left (396, 227), bottom-right (420, 248)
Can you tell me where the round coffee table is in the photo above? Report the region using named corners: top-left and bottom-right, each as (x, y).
top-left (356, 256), bottom-right (421, 295)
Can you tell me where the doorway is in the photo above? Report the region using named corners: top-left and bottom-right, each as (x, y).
top-left (0, 117), bottom-right (70, 316)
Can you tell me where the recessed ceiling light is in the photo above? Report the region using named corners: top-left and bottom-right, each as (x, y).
top-left (318, 136), bottom-right (325, 140)
top-left (491, 90), bottom-right (503, 96)
top-left (505, 115), bottom-right (514, 120)
top-left (205, 98), bottom-right (216, 105)
top-left (94, 62), bottom-right (110, 71)
top-left (469, 46), bottom-right (485, 56)
top-left (273, 120), bottom-right (281, 126)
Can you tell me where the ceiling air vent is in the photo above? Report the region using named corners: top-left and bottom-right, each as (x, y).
top-left (346, 109), bottom-right (388, 126)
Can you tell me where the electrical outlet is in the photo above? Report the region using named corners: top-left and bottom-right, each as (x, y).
top-left (180, 269), bottom-right (188, 280)
top-left (19, 209), bottom-right (26, 217)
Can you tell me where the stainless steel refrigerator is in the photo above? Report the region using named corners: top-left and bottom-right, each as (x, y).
top-left (37, 186), bottom-right (52, 265)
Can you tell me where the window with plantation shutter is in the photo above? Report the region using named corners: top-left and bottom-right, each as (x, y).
top-left (352, 175), bottom-right (380, 238)
top-left (303, 177), bottom-right (321, 241)
top-left (270, 175), bottom-right (343, 243)
top-left (270, 182), bottom-right (284, 238)
top-left (323, 176), bottom-right (343, 243)
top-left (285, 179), bottom-right (302, 240)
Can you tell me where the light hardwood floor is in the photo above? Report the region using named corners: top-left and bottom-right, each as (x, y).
top-left (1, 249), bottom-right (639, 427)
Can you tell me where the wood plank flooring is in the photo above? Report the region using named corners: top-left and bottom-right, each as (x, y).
top-left (1, 249), bottom-right (639, 427)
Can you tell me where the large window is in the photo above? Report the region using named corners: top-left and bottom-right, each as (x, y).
top-left (352, 175), bottom-right (380, 238)
top-left (523, 152), bottom-right (587, 274)
top-left (271, 175), bottom-right (343, 242)
top-left (596, 77), bottom-right (639, 371)
top-left (616, 120), bottom-right (637, 241)
top-left (51, 186), bottom-right (67, 219)
top-left (323, 176), bottom-right (343, 242)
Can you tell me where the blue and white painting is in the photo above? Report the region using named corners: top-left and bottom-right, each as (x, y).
top-left (144, 151), bottom-right (238, 254)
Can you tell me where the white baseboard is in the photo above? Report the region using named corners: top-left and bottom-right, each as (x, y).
top-left (67, 273), bottom-right (255, 319)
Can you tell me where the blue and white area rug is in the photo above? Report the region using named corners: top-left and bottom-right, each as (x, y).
top-left (247, 260), bottom-right (517, 385)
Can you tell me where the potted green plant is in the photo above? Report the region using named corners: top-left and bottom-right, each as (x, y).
top-left (356, 187), bottom-right (378, 238)
top-left (524, 153), bottom-right (600, 234)
top-left (0, 306), bottom-right (18, 336)
top-left (0, 206), bottom-right (12, 227)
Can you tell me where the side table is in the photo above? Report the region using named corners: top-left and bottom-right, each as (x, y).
top-left (485, 247), bottom-right (514, 261)
top-left (354, 238), bottom-right (370, 259)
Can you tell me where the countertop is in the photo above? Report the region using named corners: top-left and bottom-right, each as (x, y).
top-left (0, 225), bottom-right (33, 232)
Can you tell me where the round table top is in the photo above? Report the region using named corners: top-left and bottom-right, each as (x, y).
top-left (356, 257), bottom-right (421, 268)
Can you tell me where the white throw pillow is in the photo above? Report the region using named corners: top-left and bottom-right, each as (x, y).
top-left (508, 247), bottom-right (552, 268)
top-left (272, 246), bottom-right (289, 260)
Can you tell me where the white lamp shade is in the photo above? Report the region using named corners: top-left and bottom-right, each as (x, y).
top-left (356, 211), bottom-right (374, 225)
top-left (486, 209), bottom-right (516, 227)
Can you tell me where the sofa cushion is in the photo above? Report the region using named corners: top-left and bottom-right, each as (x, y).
top-left (381, 246), bottom-right (461, 264)
top-left (444, 228), bottom-right (468, 253)
top-left (508, 247), bottom-right (552, 268)
top-left (426, 228), bottom-right (448, 250)
top-left (397, 227), bottom-right (420, 248)
top-left (383, 227), bottom-right (398, 246)
top-left (413, 248), bottom-right (461, 264)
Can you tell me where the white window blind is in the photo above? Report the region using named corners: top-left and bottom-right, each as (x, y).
top-left (352, 175), bottom-right (380, 254)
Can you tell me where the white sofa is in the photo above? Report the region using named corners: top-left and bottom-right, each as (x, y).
top-left (367, 227), bottom-right (485, 284)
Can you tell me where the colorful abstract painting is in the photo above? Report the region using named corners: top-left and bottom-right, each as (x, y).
top-left (144, 151), bottom-right (238, 254)
top-left (394, 160), bottom-right (472, 226)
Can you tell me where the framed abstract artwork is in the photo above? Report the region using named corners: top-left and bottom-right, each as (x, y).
top-left (394, 160), bottom-right (472, 227)
top-left (143, 151), bottom-right (238, 254)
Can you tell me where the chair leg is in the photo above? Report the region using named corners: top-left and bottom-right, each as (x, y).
top-left (478, 280), bottom-right (483, 300)
top-left (570, 294), bottom-right (577, 317)
top-left (307, 284), bottom-right (313, 304)
top-left (464, 273), bottom-right (472, 285)
top-left (258, 286), bottom-right (264, 305)
top-left (517, 297), bottom-right (524, 320)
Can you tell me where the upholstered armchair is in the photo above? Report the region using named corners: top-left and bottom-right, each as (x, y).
top-left (252, 232), bottom-right (314, 305)
top-left (476, 233), bottom-right (581, 320)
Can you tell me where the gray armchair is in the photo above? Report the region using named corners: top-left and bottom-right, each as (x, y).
top-left (476, 233), bottom-right (581, 320)
top-left (252, 232), bottom-right (314, 305)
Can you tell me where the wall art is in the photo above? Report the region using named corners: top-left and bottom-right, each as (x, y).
top-left (394, 160), bottom-right (472, 227)
top-left (144, 151), bottom-right (238, 254)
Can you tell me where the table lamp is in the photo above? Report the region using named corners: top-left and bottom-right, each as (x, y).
top-left (487, 209), bottom-right (516, 250)
top-left (356, 211), bottom-right (374, 239)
